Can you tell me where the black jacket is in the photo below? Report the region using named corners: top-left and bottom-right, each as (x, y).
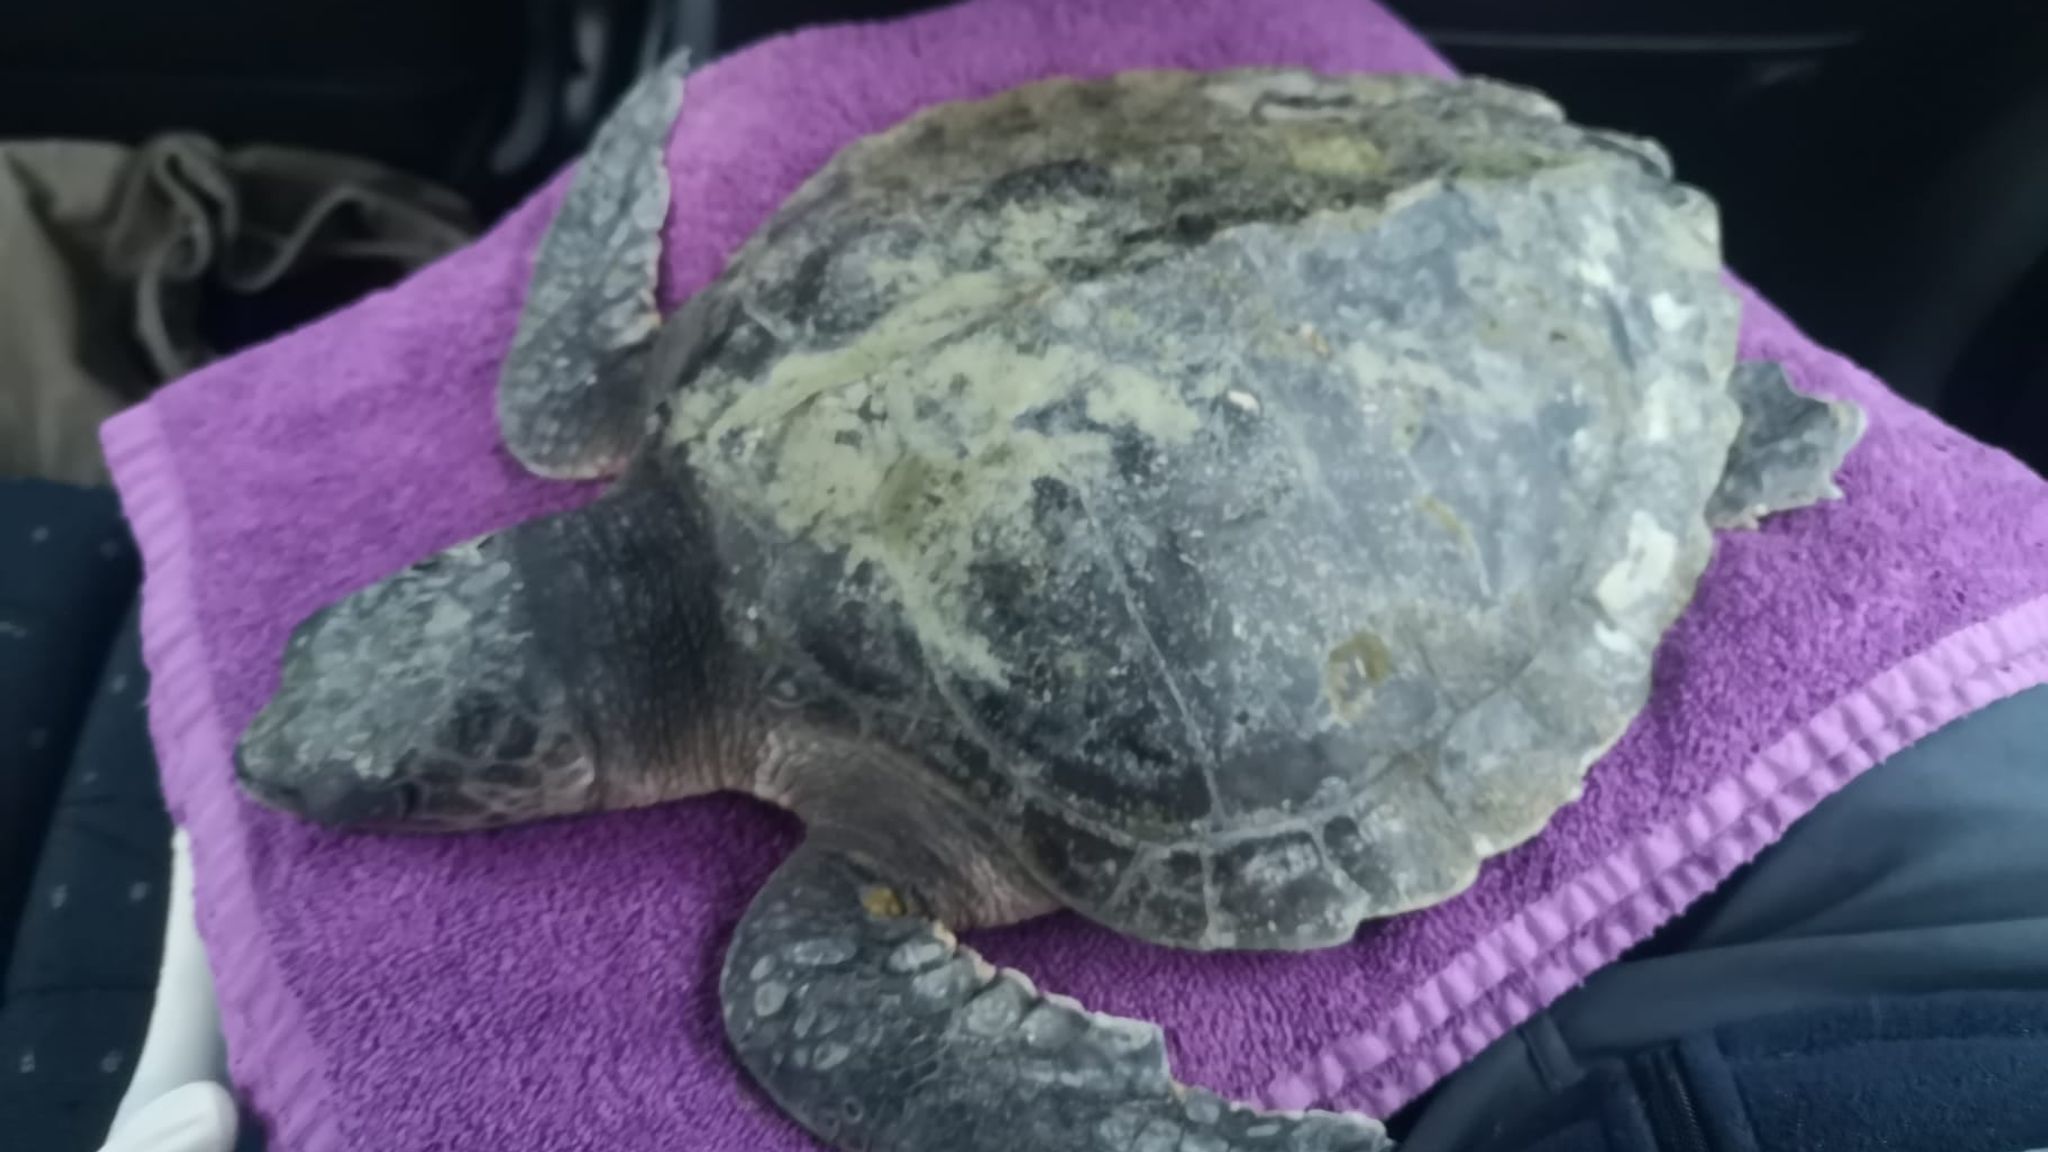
top-left (1476, 990), bottom-right (2048, 1152)
top-left (1397, 684), bottom-right (2048, 1152)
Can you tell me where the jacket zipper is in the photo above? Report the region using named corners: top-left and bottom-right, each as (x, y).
top-left (1631, 1046), bottom-right (1712, 1152)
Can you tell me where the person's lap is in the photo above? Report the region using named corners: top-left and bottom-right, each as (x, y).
top-left (1394, 682), bottom-right (2048, 1150)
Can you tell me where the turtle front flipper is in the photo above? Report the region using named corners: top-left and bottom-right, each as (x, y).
top-left (235, 470), bottom-right (737, 831)
top-left (497, 50), bottom-right (692, 479)
top-left (722, 841), bottom-right (1392, 1152)
top-left (1708, 360), bottom-right (1868, 529)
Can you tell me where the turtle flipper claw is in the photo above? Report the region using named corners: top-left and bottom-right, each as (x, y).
top-left (722, 842), bottom-right (1394, 1152)
top-left (498, 50), bottom-right (692, 480)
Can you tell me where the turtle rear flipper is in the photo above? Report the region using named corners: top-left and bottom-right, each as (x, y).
top-left (498, 50), bottom-right (692, 480)
top-left (722, 841), bottom-right (1392, 1152)
top-left (1709, 360), bottom-right (1867, 529)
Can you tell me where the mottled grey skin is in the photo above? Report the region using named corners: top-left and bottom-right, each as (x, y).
top-left (237, 468), bottom-right (733, 827)
top-left (235, 62), bottom-right (1864, 1152)
top-left (496, 50), bottom-right (689, 479)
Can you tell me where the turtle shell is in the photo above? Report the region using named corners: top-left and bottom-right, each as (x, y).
top-left (657, 69), bottom-right (1742, 950)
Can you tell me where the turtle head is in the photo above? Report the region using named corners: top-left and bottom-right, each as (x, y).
top-left (234, 537), bottom-right (599, 833)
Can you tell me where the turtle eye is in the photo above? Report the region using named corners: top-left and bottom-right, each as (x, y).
top-left (394, 781), bottom-right (425, 817)
top-left (762, 668), bottom-right (807, 709)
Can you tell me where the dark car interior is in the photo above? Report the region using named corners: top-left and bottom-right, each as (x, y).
top-left (6, 0), bottom-right (2041, 466)
top-left (2, 2), bottom-right (2044, 1149)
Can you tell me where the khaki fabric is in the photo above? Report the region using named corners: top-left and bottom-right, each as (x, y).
top-left (0, 136), bottom-right (475, 486)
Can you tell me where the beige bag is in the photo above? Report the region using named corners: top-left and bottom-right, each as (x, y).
top-left (0, 135), bottom-right (475, 486)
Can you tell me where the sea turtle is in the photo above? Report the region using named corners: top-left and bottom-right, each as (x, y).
top-left (234, 56), bottom-right (1865, 1152)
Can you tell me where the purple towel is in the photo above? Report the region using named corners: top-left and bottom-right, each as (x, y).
top-left (101, 0), bottom-right (2048, 1148)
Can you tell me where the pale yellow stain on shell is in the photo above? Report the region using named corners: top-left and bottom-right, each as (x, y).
top-left (1324, 630), bottom-right (1395, 722)
top-left (1282, 131), bottom-right (1385, 177)
top-left (1083, 364), bottom-right (1203, 442)
top-left (1417, 494), bottom-right (1476, 556)
top-left (671, 269), bottom-right (1211, 684)
top-left (861, 886), bottom-right (908, 919)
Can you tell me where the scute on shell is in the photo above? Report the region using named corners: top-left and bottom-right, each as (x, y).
top-left (659, 69), bottom-right (1744, 949)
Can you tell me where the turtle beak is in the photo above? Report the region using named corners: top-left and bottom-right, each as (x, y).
top-left (233, 743), bottom-right (414, 828)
